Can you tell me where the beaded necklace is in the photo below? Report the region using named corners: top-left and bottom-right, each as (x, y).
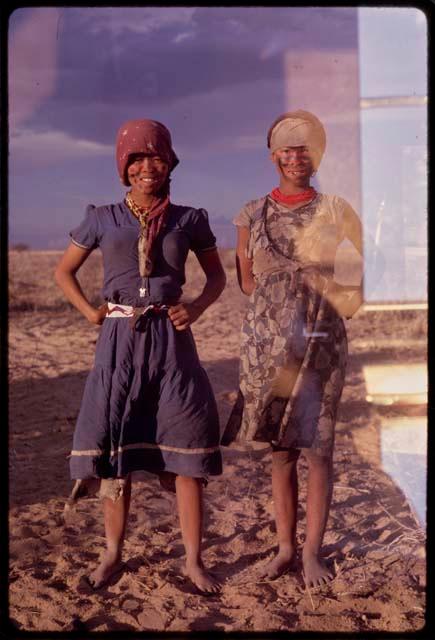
top-left (125, 191), bottom-right (152, 221)
top-left (270, 186), bottom-right (317, 206)
top-left (125, 192), bottom-right (152, 297)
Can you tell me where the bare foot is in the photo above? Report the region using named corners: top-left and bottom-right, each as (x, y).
top-left (302, 550), bottom-right (334, 588)
top-left (88, 550), bottom-right (125, 589)
top-left (257, 548), bottom-right (296, 580)
top-left (182, 562), bottom-right (221, 595)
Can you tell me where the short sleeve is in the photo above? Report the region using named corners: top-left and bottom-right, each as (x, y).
top-left (69, 205), bottom-right (100, 250)
top-left (188, 208), bottom-right (217, 254)
top-left (233, 205), bottom-right (251, 227)
top-left (233, 198), bottom-right (266, 227)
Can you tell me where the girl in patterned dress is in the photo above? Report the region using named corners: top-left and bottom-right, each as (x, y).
top-left (221, 110), bottom-right (363, 588)
top-left (55, 119), bottom-right (226, 594)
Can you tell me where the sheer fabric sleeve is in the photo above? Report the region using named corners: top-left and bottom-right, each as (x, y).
top-left (333, 195), bottom-right (385, 293)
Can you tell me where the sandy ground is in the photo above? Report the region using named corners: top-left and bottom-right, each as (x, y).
top-left (8, 250), bottom-right (427, 633)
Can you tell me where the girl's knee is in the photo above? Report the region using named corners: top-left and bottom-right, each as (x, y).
top-left (99, 477), bottom-right (130, 502)
top-left (271, 445), bottom-right (301, 467)
top-left (304, 450), bottom-right (333, 470)
top-left (175, 475), bottom-right (207, 488)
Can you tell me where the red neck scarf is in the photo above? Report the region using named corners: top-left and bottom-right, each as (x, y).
top-left (270, 186), bottom-right (317, 206)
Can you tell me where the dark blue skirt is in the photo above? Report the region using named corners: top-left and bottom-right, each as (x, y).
top-left (70, 312), bottom-right (222, 480)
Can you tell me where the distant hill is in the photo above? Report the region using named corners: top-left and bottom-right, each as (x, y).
top-left (211, 217), bottom-right (236, 249)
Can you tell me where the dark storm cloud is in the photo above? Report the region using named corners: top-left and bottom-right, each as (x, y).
top-left (19, 6), bottom-right (358, 145)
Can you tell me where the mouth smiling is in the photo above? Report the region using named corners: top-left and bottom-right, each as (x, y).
top-left (138, 176), bottom-right (158, 183)
top-left (282, 166), bottom-right (309, 177)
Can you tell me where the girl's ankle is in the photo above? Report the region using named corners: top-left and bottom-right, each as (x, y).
top-left (185, 554), bottom-right (203, 569)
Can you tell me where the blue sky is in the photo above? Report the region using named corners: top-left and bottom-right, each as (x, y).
top-left (8, 6), bottom-right (427, 300)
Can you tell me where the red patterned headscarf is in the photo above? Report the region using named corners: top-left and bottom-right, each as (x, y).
top-left (116, 119), bottom-right (179, 187)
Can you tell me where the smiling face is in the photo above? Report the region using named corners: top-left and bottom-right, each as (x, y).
top-left (126, 152), bottom-right (170, 203)
top-left (271, 145), bottom-right (314, 191)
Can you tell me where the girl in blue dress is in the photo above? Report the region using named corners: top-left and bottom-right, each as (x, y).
top-left (55, 119), bottom-right (226, 594)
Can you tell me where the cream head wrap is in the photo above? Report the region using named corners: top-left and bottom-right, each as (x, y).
top-left (267, 110), bottom-right (326, 170)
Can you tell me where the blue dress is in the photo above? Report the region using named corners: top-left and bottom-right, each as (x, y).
top-left (69, 201), bottom-right (222, 480)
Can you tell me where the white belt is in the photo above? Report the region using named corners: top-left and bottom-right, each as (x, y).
top-left (106, 302), bottom-right (169, 318)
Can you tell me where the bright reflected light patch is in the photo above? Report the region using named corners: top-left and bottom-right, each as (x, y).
top-left (380, 416), bottom-right (426, 455)
top-left (363, 363), bottom-right (427, 405)
top-left (380, 416), bottom-right (426, 526)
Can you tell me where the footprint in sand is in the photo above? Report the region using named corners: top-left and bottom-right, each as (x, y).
top-left (121, 597), bottom-right (143, 613)
top-left (47, 579), bottom-right (69, 592)
top-left (31, 561), bottom-right (56, 581)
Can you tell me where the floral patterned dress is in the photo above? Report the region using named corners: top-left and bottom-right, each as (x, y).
top-left (221, 193), bottom-right (356, 455)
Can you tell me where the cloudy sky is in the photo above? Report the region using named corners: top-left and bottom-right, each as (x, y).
top-left (8, 6), bottom-right (427, 300)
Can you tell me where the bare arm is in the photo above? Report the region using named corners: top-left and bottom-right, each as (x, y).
top-left (327, 203), bottom-right (364, 318)
top-left (344, 201), bottom-right (386, 298)
top-left (54, 242), bottom-right (107, 324)
top-left (235, 226), bottom-right (255, 295)
top-left (342, 203), bottom-right (363, 256)
top-left (168, 248), bottom-right (226, 331)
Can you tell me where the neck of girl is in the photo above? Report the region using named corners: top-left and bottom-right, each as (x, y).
top-left (278, 179), bottom-right (312, 196)
top-left (130, 192), bottom-right (157, 209)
